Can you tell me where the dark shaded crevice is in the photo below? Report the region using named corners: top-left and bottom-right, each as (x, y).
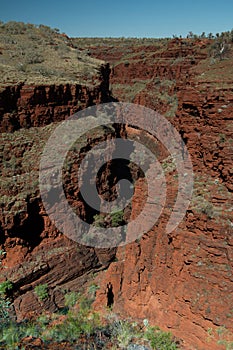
top-left (12, 199), bottom-right (44, 249)
top-left (106, 282), bottom-right (114, 307)
top-left (168, 236), bottom-right (173, 245)
top-left (182, 103), bottom-right (200, 117)
top-left (0, 84), bottom-right (23, 114)
top-left (179, 129), bottom-right (188, 144)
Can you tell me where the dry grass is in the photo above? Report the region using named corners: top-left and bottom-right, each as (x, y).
top-left (71, 37), bottom-right (170, 48)
top-left (191, 46), bottom-right (233, 87)
top-left (0, 22), bottom-right (105, 87)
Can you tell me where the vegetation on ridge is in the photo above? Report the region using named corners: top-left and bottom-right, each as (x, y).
top-left (0, 21), bottom-right (105, 87)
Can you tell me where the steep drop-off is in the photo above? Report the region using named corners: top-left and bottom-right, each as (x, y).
top-left (0, 39), bottom-right (117, 323)
top-left (82, 38), bottom-right (233, 349)
top-left (0, 33), bottom-right (232, 350)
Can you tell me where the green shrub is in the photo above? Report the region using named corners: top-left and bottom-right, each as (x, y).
top-left (36, 314), bottom-right (50, 330)
top-left (217, 339), bottom-right (233, 350)
top-left (0, 298), bottom-right (11, 321)
top-left (219, 133), bottom-right (226, 143)
top-left (64, 291), bottom-right (80, 309)
top-left (19, 320), bottom-right (40, 338)
top-left (93, 213), bottom-right (106, 227)
top-left (88, 283), bottom-right (100, 298)
top-left (0, 319), bottom-right (44, 349)
top-left (0, 280), bottom-right (13, 295)
top-left (110, 210), bottom-right (125, 227)
top-left (111, 320), bottom-right (136, 347)
top-left (0, 322), bottom-right (19, 350)
top-left (93, 210), bottom-right (125, 228)
top-left (34, 283), bottom-right (48, 301)
top-left (145, 326), bottom-right (178, 349)
top-left (43, 305), bottom-right (101, 343)
top-left (43, 319), bottom-right (82, 342)
top-left (0, 306), bottom-right (180, 349)
top-left (79, 296), bottom-right (92, 314)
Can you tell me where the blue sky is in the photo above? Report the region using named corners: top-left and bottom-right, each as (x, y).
top-left (1, 0), bottom-right (233, 38)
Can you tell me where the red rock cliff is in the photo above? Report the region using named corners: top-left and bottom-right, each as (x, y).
top-left (88, 39), bottom-right (233, 349)
top-left (0, 63), bottom-right (111, 132)
top-left (0, 38), bottom-right (232, 349)
top-left (0, 62), bottom-right (116, 321)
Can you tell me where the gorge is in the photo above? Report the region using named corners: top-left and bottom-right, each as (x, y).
top-left (0, 24), bottom-right (232, 349)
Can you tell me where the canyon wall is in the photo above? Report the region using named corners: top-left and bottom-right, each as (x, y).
top-left (0, 63), bottom-right (111, 132)
top-left (0, 38), bottom-right (232, 349)
top-left (88, 39), bottom-right (233, 349)
top-left (0, 63), bottom-right (117, 321)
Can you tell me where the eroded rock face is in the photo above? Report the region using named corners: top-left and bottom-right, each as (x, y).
top-left (7, 235), bottom-right (116, 321)
top-left (88, 39), bottom-right (233, 349)
top-left (0, 38), bottom-right (232, 349)
top-left (0, 63), bottom-right (118, 321)
top-left (0, 63), bottom-right (111, 132)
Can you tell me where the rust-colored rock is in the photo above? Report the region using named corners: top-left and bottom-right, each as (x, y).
top-left (89, 39), bottom-right (233, 349)
top-left (0, 63), bottom-right (111, 132)
top-left (0, 38), bottom-right (232, 350)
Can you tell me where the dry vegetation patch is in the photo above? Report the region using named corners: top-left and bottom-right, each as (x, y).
top-left (0, 21), bottom-right (105, 87)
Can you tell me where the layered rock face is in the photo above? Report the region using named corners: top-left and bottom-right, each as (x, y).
top-left (0, 63), bottom-right (117, 320)
top-left (0, 63), bottom-right (111, 132)
top-left (87, 39), bottom-right (233, 349)
top-left (0, 37), bottom-right (232, 350)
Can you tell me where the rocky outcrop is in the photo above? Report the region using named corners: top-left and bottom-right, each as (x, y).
top-left (5, 235), bottom-right (116, 321)
top-left (0, 63), bottom-right (111, 132)
top-left (0, 61), bottom-right (117, 321)
top-left (0, 122), bottom-right (118, 321)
